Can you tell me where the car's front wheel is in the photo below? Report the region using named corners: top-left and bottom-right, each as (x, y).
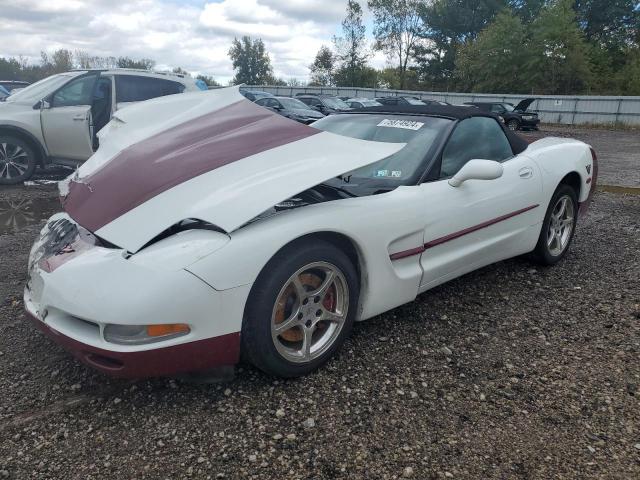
top-left (507, 119), bottom-right (520, 131)
top-left (0, 135), bottom-right (37, 185)
top-left (532, 184), bottom-right (578, 265)
top-left (242, 240), bottom-right (359, 377)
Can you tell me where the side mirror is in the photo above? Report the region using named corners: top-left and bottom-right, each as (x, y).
top-left (448, 159), bottom-right (503, 187)
top-left (41, 98), bottom-right (50, 110)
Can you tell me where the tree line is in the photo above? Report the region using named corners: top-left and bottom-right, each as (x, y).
top-left (1, 0), bottom-right (638, 95)
top-left (0, 50), bottom-right (220, 87)
top-left (231, 0), bottom-right (640, 95)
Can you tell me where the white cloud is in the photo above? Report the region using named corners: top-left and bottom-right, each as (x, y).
top-left (0, 0), bottom-right (378, 84)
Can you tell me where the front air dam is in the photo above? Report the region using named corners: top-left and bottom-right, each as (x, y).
top-left (25, 312), bottom-right (240, 378)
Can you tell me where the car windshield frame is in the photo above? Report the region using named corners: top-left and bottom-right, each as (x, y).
top-left (312, 113), bottom-right (452, 187)
top-left (6, 72), bottom-right (84, 104)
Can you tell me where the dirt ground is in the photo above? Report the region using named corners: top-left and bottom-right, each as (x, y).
top-left (0, 126), bottom-right (638, 479)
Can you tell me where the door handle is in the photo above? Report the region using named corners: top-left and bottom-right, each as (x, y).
top-left (519, 167), bottom-right (533, 179)
top-left (73, 114), bottom-right (87, 121)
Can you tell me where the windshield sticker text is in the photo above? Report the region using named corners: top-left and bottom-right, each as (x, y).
top-left (377, 119), bottom-right (424, 130)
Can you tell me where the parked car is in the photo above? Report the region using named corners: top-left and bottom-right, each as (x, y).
top-left (255, 96), bottom-right (324, 124)
top-left (376, 96), bottom-right (450, 107)
top-left (295, 94), bottom-right (353, 114)
top-left (0, 69), bottom-right (203, 184)
top-left (240, 89), bottom-right (274, 101)
top-left (464, 99), bottom-right (539, 131)
top-left (346, 98), bottom-right (383, 109)
top-left (25, 89), bottom-right (597, 379)
top-left (0, 80), bottom-right (31, 92)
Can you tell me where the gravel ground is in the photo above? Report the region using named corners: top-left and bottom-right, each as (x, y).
top-left (520, 125), bottom-right (640, 188)
top-left (0, 128), bottom-right (639, 479)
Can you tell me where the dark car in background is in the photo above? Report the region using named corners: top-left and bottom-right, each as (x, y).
top-left (255, 96), bottom-right (325, 124)
top-left (295, 94), bottom-right (353, 114)
top-left (240, 89), bottom-right (274, 102)
top-left (346, 98), bottom-right (383, 109)
top-left (0, 80), bottom-right (30, 92)
top-left (464, 99), bottom-right (539, 131)
top-left (376, 96), bottom-right (450, 107)
top-left (376, 96), bottom-right (426, 107)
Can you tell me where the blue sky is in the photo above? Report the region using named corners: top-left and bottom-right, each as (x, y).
top-left (0, 0), bottom-right (385, 83)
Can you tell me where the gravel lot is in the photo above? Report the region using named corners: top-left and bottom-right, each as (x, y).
top-left (0, 126), bottom-right (639, 479)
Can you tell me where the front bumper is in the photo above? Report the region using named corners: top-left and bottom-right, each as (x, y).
top-left (25, 312), bottom-right (239, 378)
top-left (24, 213), bottom-right (248, 378)
top-left (520, 117), bottom-right (540, 128)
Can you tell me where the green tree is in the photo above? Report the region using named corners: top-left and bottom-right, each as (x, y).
top-left (368, 0), bottom-right (424, 89)
top-left (617, 48), bottom-right (640, 94)
top-left (228, 36), bottom-right (274, 85)
top-left (526, 0), bottom-right (593, 94)
top-left (196, 74), bottom-right (221, 87)
top-left (40, 49), bottom-right (74, 75)
top-left (116, 57), bottom-right (155, 70)
top-left (333, 0), bottom-right (370, 86)
top-left (309, 46), bottom-right (336, 86)
top-left (455, 10), bottom-right (530, 93)
top-left (416, 0), bottom-right (508, 89)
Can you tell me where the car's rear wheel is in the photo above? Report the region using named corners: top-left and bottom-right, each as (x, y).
top-left (532, 184), bottom-right (578, 265)
top-left (242, 240), bottom-right (359, 377)
top-left (0, 135), bottom-right (37, 185)
top-left (507, 119), bottom-right (520, 131)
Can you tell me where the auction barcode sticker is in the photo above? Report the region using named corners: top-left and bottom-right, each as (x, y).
top-left (377, 119), bottom-right (424, 130)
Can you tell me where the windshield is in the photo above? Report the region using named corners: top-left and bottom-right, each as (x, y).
top-left (7, 73), bottom-right (82, 104)
top-left (322, 97), bottom-right (351, 109)
top-left (405, 98), bottom-right (426, 106)
top-left (279, 97), bottom-right (310, 109)
top-left (502, 103), bottom-right (515, 112)
top-left (313, 114), bottom-right (451, 183)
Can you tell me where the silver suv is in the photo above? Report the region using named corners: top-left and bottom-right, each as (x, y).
top-left (0, 69), bottom-right (204, 184)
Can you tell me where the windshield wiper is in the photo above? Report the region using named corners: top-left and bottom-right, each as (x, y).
top-left (319, 183), bottom-right (358, 198)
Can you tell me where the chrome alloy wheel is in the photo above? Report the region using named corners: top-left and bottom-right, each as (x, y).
top-left (0, 142), bottom-right (29, 180)
top-left (547, 194), bottom-right (575, 256)
top-left (271, 262), bottom-right (349, 363)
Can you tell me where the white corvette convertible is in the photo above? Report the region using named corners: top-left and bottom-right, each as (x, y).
top-left (25, 87), bottom-right (597, 378)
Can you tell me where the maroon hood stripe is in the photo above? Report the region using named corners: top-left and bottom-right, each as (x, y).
top-left (63, 100), bottom-right (319, 233)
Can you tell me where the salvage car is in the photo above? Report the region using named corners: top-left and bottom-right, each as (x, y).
top-left (465, 99), bottom-right (539, 131)
top-left (24, 87), bottom-right (597, 379)
top-left (254, 96), bottom-right (324, 124)
top-left (0, 69), bottom-right (204, 184)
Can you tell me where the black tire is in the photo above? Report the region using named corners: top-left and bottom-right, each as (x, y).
top-left (532, 184), bottom-right (578, 265)
top-left (0, 135), bottom-right (37, 185)
top-left (507, 119), bottom-right (520, 131)
top-left (242, 239), bottom-right (359, 378)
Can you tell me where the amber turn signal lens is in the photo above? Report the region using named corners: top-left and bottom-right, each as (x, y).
top-left (146, 323), bottom-right (190, 337)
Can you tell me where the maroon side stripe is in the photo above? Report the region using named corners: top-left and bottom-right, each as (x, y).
top-left (389, 245), bottom-right (426, 261)
top-left (63, 100), bottom-right (320, 233)
top-left (389, 204), bottom-right (539, 260)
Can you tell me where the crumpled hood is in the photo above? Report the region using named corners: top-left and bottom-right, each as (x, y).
top-left (61, 86), bottom-right (404, 253)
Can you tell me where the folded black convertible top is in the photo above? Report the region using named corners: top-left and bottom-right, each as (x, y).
top-left (350, 104), bottom-right (530, 155)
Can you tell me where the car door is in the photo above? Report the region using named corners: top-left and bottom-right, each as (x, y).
top-left (417, 117), bottom-right (542, 290)
top-left (40, 72), bottom-right (98, 161)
